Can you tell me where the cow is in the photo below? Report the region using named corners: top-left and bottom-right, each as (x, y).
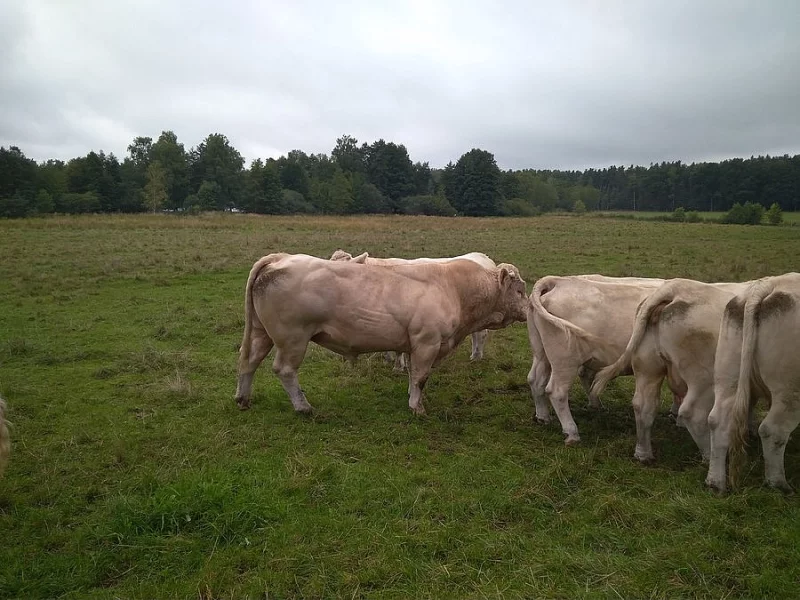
top-left (706, 272), bottom-right (800, 493)
top-left (0, 394), bottom-right (9, 478)
top-left (330, 249), bottom-right (494, 361)
top-left (235, 253), bottom-right (528, 416)
top-left (590, 279), bottom-right (750, 463)
top-left (527, 274), bottom-right (665, 445)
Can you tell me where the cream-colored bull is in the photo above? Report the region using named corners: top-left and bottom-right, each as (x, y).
top-left (706, 273), bottom-right (800, 493)
top-left (591, 279), bottom-right (750, 462)
top-left (527, 274), bottom-right (664, 445)
top-left (235, 253), bottom-right (528, 416)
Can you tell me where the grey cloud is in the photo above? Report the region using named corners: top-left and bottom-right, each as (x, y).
top-left (1, 0), bottom-right (799, 170)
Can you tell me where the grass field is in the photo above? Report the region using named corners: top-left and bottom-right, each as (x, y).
top-left (2, 213), bottom-right (800, 599)
top-left (595, 210), bottom-right (800, 224)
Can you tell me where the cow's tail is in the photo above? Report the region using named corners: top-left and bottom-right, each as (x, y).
top-left (238, 255), bottom-right (279, 369)
top-left (591, 281), bottom-right (675, 399)
top-left (730, 279), bottom-right (772, 480)
top-left (529, 277), bottom-right (592, 353)
top-left (0, 394), bottom-right (10, 478)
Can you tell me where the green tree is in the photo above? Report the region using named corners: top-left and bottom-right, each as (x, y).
top-left (331, 134), bottom-right (365, 173)
top-left (364, 140), bottom-right (415, 210)
top-left (573, 199), bottom-right (587, 214)
top-left (195, 180), bottom-right (220, 212)
top-left (189, 133), bottom-right (245, 210)
top-left (278, 158), bottom-right (310, 197)
top-left (445, 149), bottom-right (502, 216)
top-left (0, 146), bottom-right (37, 213)
top-left (150, 131), bottom-right (189, 210)
top-left (766, 202), bottom-right (783, 225)
top-left (143, 161), bottom-right (168, 212)
top-left (34, 189), bottom-right (54, 214)
top-left (672, 207), bottom-right (686, 222)
top-left (355, 183), bottom-right (391, 214)
top-left (245, 159), bottom-right (284, 214)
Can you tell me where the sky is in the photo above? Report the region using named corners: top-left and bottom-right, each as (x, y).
top-left (2, 0), bottom-right (800, 171)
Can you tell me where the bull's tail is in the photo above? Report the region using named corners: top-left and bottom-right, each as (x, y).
top-left (730, 279), bottom-right (772, 480)
top-left (238, 255), bottom-right (281, 369)
top-left (0, 394), bottom-right (10, 478)
top-left (529, 277), bottom-right (594, 353)
top-left (590, 281), bottom-right (676, 399)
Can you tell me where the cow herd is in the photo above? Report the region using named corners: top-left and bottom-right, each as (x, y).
top-left (234, 249), bottom-right (800, 494)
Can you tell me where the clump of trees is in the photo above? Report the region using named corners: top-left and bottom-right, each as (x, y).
top-left (2, 133), bottom-right (800, 219)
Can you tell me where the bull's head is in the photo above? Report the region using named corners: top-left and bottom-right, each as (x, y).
top-left (496, 263), bottom-right (528, 324)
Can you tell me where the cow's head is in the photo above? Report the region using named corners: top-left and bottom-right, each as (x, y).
top-left (495, 263), bottom-right (528, 324)
top-left (330, 249), bottom-right (369, 263)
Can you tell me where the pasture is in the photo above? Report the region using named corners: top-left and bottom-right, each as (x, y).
top-left (1, 213), bottom-right (800, 599)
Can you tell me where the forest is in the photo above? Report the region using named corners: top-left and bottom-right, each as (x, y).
top-left (1, 131), bottom-right (799, 218)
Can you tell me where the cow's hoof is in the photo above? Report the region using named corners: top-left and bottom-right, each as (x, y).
top-left (533, 416), bottom-right (551, 425)
top-left (411, 406), bottom-right (427, 417)
top-left (704, 479), bottom-right (727, 495)
top-left (634, 453), bottom-right (655, 464)
top-left (766, 480), bottom-right (794, 494)
top-left (564, 435), bottom-right (581, 447)
top-left (236, 397), bottom-right (251, 411)
top-left (294, 404), bottom-right (314, 415)
top-left (469, 354), bottom-right (483, 361)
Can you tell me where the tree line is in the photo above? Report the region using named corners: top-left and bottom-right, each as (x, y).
top-left (2, 131), bottom-right (799, 218)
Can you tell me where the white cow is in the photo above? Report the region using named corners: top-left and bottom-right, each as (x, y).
top-left (0, 394), bottom-right (9, 478)
top-left (330, 249), bottom-right (494, 361)
top-left (527, 274), bottom-right (665, 445)
top-left (706, 272), bottom-right (800, 493)
top-left (235, 253), bottom-right (528, 416)
top-left (590, 279), bottom-right (750, 462)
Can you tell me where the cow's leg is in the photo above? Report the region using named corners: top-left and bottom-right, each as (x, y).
top-left (235, 325), bottom-right (274, 410)
top-left (676, 387), bottom-right (715, 462)
top-left (407, 345), bottom-right (439, 416)
top-left (706, 392), bottom-right (735, 492)
top-left (758, 392), bottom-right (800, 492)
top-left (579, 367), bottom-right (602, 409)
top-left (527, 356), bottom-right (551, 424)
top-left (632, 374), bottom-right (662, 463)
top-left (669, 393), bottom-right (683, 421)
top-left (547, 367), bottom-right (580, 445)
top-left (398, 353), bottom-right (409, 372)
top-left (272, 342), bottom-right (312, 413)
top-left (470, 330), bottom-right (488, 361)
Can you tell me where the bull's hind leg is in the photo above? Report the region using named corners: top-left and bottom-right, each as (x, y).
top-left (547, 366), bottom-right (581, 445)
top-left (272, 342), bottom-right (313, 413)
top-left (631, 373), bottom-right (663, 463)
top-left (527, 356), bottom-right (552, 423)
top-left (676, 387), bottom-right (715, 462)
top-left (235, 325), bottom-right (274, 410)
top-left (407, 345), bottom-right (439, 416)
top-left (758, 391), bottom-right (800, 492)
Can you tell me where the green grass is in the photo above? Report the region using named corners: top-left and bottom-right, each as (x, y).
top-left (596, 209), bottom-right (800, 224)
top-left (1, 213), bottom-right (800, 598)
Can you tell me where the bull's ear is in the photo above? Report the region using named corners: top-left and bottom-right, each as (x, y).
top-left (498, 265), bottom-right (517, 286)
top-left (352, 252), bottom-right (369, 263)
top-left (330, 249), bottom-right (350, 261)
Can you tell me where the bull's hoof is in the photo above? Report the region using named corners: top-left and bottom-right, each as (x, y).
top-left (704, 479), bottom-right (727, 495)
top-left (236, 397), bottom-right (251, 411)
top-left (634, 452), bottom-right (655, 464)
top-left (766, 480), bottom-right (794, 494)
top-left (294, 404), bottom-right (314, 415)
top-left (533, 416), bottom-right (551, 425)
top-left (564, 435), bottom-right (581, 447)
top-left (469, 353), bottom-right (483, 361)
top-left (411, 406), bottom-right (427, 417)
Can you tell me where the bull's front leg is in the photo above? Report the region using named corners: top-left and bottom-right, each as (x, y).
top-left (470, 330), bottom-right (488, 361)
top-left (407, 344), bottom-right (440, 416)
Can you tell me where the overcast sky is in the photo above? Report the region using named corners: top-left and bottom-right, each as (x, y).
top-left (2, 0), bottom-right (799, 171)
